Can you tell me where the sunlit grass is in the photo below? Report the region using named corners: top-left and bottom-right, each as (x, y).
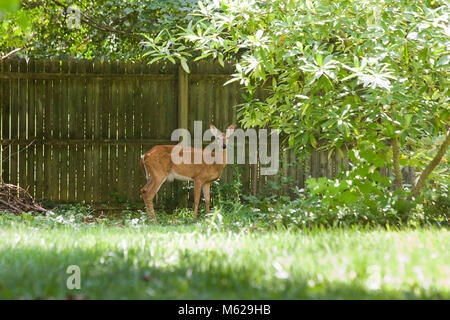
top-left (0, 213), bottom-right (448, 299)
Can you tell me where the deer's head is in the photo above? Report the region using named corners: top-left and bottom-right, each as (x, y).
top-left (210, 124), bottom-right (235, 149)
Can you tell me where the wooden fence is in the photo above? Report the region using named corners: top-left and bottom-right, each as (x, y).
top-left (0, 58), bottom-right (412, 209)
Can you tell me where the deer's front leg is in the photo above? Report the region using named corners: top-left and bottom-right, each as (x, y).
top-left (193, 180), bottom-right (203, 218)
top-left (202, 183), bottom-right (211, 214)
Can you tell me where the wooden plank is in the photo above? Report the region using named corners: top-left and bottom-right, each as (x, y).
top-left (166, 72), bottom-right (178, 206)
top-left (133, 61), bottom-right (143, 141)
top-left (155, 70), bottom-right (169, 206)
top-left (222, 80), bottom-right (231, 185)
top-left (130, 61), bottom-right (144, 204)
top-left (0, 60), bottom-right (2, 180)
top-left (34, 59), bottom-right (45, 200)
top-left (25, 59), bottom-right (36, 198)
top-left (84, 60), bottom-right (95, 203)
top-left (0, 72), bottom-right (177, 81)
top-left (1, 59), bottom-right (11, 184)
top-left (125, 61), bottom-right (135, 202)
top-left (55, 59), bottom-right (64, 201)
top-left (178, 65), bottom-right (188, 130)
top-left (136, 62), bottom-right (149, 207)
top-left (213, 78), bottom-right (221, 129)
top-left (17, 58), bottom-right (28, 191)
top-left (153, 79), bottom-right (163, 139)
top-left (66, 59), bottom-right (76, 202)
top-left (9, 58), bottom-right (19, 188)
top-left (92, 60), bottom-right (102, 204)
top-left (50, 59), bottom-right (60, 201)
top-left (109, 60), bottom-right (119, 205)
top-left (74, 59), bottom-right (87, 202)
top-left (58, 60), bottom-right (69, 202)
top-left (155, 62), bottom-right (172, 207)
top-left (199, 61), bottom-right (209, 130)
top-left (0, 138), bottom-right (174, 146)
top-left (116, 60), bottom-right (127, 206)
top-left (166, 78), bottom-right (177, 138)
top-left (43, 59), bottom-right (55, 201)
top-left (100, 60), bottom-right (111, 204)
top-left (141, 63), bottom-right (154, 139)
top-left (224, 81), bottom-right (235, 183)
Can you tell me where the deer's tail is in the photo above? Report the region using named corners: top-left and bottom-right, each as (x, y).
top-left (140, 154), bottom-right (150, 181)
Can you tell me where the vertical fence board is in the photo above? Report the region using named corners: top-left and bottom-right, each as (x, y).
top-left (116, 61), bottom-right (127, 205)
top-left (59, 60), bottom-right (69, 202)
top-left (100, 60), bottom-right (111, 204)
top-left (0, 59), bottom-right (10, 183)
top-left (18, 59), bottom-right (28, 191)
top-left (0, 60), bottom-right (2, 181)
top-left (26, 59), bottom-right (36, 197)
top-left (92, 60), bottom-right (102, 204)
top-left (84, 60), bottom-right (95, 203)
top-left (42, 59), bottom-right (52, 200)
top-left (66, 59), bottom-right (75, 202)
top-left (124, 61), bottom-right (135, 202)
top-left (133, 62), bottom-right (145, 204)
top-left (51, 59), bottom-right (60, 201)
top-left (68, 59), bottom-right (81, 202)
top-left (109, 60), bottom-right (119, 205)
top-left (9, 59), bottom-right (19, 188)
top-left (50, 59), bottom-right (61, 201)
top-left (141, 65), bottom-right (152, 139)
top-left (34, 60), bottom-right (45, 200)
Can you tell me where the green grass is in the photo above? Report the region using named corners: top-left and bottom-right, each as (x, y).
top-left (0, 212), bottom-right (448, 299)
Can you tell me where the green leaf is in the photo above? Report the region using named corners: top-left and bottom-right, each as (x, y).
top-left (167, 56), bottom-right (176, 64)
top-left (316, 54), bottom-right (323, 66)
top-left (328, 148), bottom-right (334, 160)
top-left (180, 58), bottom-right (190, 73)
top-left (0, 0), bottom-right (19, 12)
top-left (309, 135), bottom-right (317, 148)
top-left (218, 53), bottom-right (224, 67)
top-left (436, 55), bottom-right (449, 67)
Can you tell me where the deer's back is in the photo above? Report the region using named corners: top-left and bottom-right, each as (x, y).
top-left (142, 145), bottom-right (221, 180)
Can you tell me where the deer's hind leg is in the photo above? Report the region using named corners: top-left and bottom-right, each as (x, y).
top-left (141, 174), bottom-right (167, 222)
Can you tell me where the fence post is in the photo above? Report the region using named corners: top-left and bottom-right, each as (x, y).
top-left (177, 65), bottom-right (189, 207)
top-left (178, 65), bottom-right (189, 131)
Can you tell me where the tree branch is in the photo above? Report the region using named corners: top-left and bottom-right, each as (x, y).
top-left (50, 0), bottom-right (145, 36)
top-left (410, 129), bottom-right (450, 198)
top-left (1, 46), bottom-right (26, 60)
top-left (392, 136), bottom-right (403, 191)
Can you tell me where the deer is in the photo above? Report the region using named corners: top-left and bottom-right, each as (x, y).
top-left (140, 124), bottom-right (235, 221)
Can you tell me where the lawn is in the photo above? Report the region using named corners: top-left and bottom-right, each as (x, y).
top-left (0, 212), bottom-right (448, 299)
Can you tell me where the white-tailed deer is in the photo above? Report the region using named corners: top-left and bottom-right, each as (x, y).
top-left (140, 124), bottom-right (235, 221)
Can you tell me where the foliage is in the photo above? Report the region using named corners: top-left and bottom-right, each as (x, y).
top-left (0, 0), bottom-right (203, 59)
top-left (144, 0), bottom-right (450, 202)
top-left (210, 165), bottom-right (242, 207)
top-left (203, 166), bottom-right (448, 229)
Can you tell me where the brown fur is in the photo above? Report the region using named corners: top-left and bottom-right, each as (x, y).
top-left (140, 125), bottom-right (235, 221)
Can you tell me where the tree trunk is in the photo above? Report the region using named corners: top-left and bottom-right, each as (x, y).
top-left (410, 129), bottom-right (450, 198)
top-left (392, 136), bottom-right (403, 191)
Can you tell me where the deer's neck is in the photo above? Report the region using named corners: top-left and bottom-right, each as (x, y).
top-left (213, 147), bottom-right (227, 172)
top-left (222, 148), bottom-right (228, 167)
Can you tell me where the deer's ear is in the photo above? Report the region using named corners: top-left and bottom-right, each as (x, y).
top-left (210, 125), bottom-right (221, 137)
top-left (226, 124), bottom-right (235, 137)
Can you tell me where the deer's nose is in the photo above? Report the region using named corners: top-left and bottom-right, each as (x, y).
top-left (222, 144), bottom-right (227, 149)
